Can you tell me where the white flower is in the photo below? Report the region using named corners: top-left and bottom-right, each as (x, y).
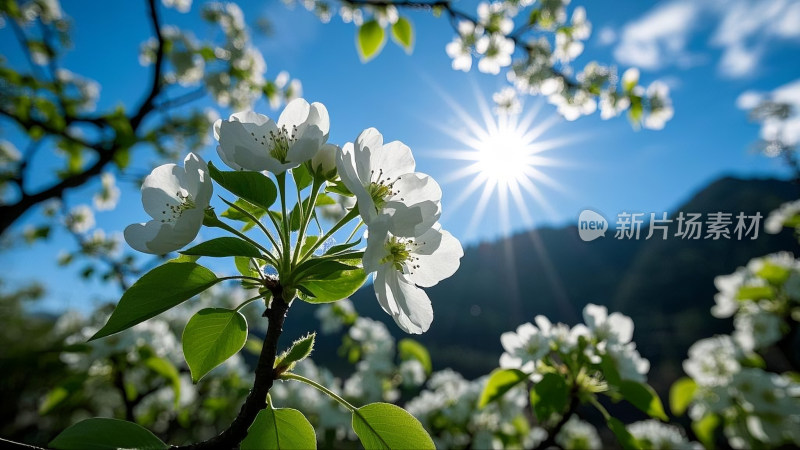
top-left (493, 87), bottom-right (521, 115)
top-left (336, 127), bottom-right (442, 237)
top-left (363, 221), bottom-right (463, 334)
top-left (644, 81), bottom-right (674, 130)
top-left (765, 199), bottom-right (800, 234)
top-left (65, 204), bottom-right (95, 233)
top-left (582, 303), bottom-right (634, 346)
top-left (476, 33), bottom-right (514, 75)
top-left (554, 31), bottom-right (584, 62)
top-left (162, 0), bottom-right (192, 13)
top-left (214, 98), bottom-right (330, 174)
top-left (627, 420), bottom-right (700, 449)
top-left (445, 21), bottom-right (483, 72)
top-left (683, 335), bottom-right (741, 387)
top-left (477, 2), bottom-right (513, 35)
top-left (124, 153), bottom-right (212, 254)
top-left (499, 322), bottom-right (550, 373)
top-left (599, 91), bottom-right (630, 119)
top-left (733, 304), bottom-right (783, 351)
top-left (556, 417), bottom-right (602, 450)
top-left (399, 359), bottom-right (426, 387)
top-left (310, 143), bottom-right (338, 180)
top-left (622, 68), bottom-right (639, 91)
top-left (93, 172), bottom-right (120, 211)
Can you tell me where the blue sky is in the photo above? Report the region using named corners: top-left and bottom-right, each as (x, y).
top-left (1, 0), bottom-right (799, 312)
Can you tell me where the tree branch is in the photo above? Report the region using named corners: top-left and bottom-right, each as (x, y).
top-left (533, 384), bottom-right (580, 450)
top-left (172, 282), bottom-right (291, 449)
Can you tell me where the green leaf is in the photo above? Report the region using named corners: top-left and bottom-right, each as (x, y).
top-left (49, 418), bottom-right (168, 450)
top-left (352, 402), bottom-right (435, 450)
top-left (289, 201), bottom-right (303, 232)
top-left (220, 197), bottom-right (266, 232)
top-left (91, 262), bottom-right (218, 340)
top-left (736, 285), bottom-right (775, 301)
top-left (607, 417), bottom-right (639, 450)
top-left (39, 375), bottom-right (86, 415)
top-left (181, 237), bottom-right (262, 259)
top-left (235, 256), bottom-right (261, 278)
top-left (390, 17), bottom-right (414, 53)
top-left (756, 262), bottom-right (791, 284)
top-left (182, 308), bottom-right (248, 383)
top-left (298, 259), bottom-right (367, 303)
top-left (292, 163), bottom-right (313, 190)
top-left (301, 236), bottom-right (320, 257)
top-left (398, 338), bottom-right (432, 374)
top-left (669, 377), bottom-right (697, 416)
top-left (479, 368), bottom-right (527, 408)
top-left (324, 239), bottom-right (362, 255)
top-left (241, 407), bottom-right (316, 450)
top-left (357, 20), bottom-right (386, 62)
top-left (618, 380), bottom-right (668, 421)
top-left (208, 161), bottom-right (277, 210)
top-left (276, 332), bottom-right (316, 372)
top-left (599, 354), bottom-right (622, 387)
top-left (144, 356), bottom-right (181, 408)
top-left (692, 413), bottom-right (719, 450)
top-left (530, 372), bottom-right (569, 421)
top-left (326, 180), bottom-right (354, 197)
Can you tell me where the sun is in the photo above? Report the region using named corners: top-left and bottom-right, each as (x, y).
top-left (474, 122), bottom-right (534, 186)
top-left (428, 93), bottom-right (574, 238)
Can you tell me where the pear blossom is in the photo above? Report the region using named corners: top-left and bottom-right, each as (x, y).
top-left (214, 98), bottom-right (330, 174)
top-left (582, 303), bottom-right (634, 346)
top-left (626, 420), bottom-right (700, 449)
top-left (310, 143), bottom-right (338, 180)
top-left (493, 86), bottom-right (521, 115)
top-left (445, 21), bottom-right (484, 72)
top-left (65, 204), bottom-right (95, 233)
top-left (93, 172), bottom-right (120, 211)
top-left (643, 81), bottom-right (674, 130)
top-left (336, 127), bottom-right (442, 237)
top-left (499, 322), bottom-right (550, 372)
top-left (363, 221), bottom-right (463, 334)
top-left (683, 335), bottom-right (741, 387)
top-left (477, 2), bottom-right (513, 35)
top-left (555, 417), bottom-right (602, 450)
top-left (765, 199), bottom-right (800, 233)
top-left (124, 152), bottom-right (212, 254)
top-left (476, 33), bottom-right (514, 75)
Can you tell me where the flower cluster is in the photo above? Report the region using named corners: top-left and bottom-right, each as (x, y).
top-left (500, 303), bottom-right (650, 382)
top-left (711, 252), bottom-right (800, 351)
top-left (281, 0), bottom-right (673, 127)
top-left (681, 335), bottom-right (800, 449)
top-left (765, 199), bottom-right (800, 234)
top-left (125, 97), bottom-right (461, 334)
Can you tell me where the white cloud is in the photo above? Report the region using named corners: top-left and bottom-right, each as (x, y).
top-left (613, 0), bottom-right (800, 78)
top-left (613, 1), bottom-right (701, 70)
top-left (738, 79), bottom-right (800, 147)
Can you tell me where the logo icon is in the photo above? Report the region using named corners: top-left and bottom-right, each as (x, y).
top-left (578, 209), bottom-right (607, 242)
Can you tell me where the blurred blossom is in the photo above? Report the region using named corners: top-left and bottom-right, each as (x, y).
top-left (93, 172), bottom-right (120, 211)
top-left (626, 420), bottom-right (700, 449)
top-left (555, 416), bottom-right (602, 450)
top-left (64, 204), bottom-right (95, 233)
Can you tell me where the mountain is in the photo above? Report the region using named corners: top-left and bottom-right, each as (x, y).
top-left (284, 176), bottom-right (800, 387)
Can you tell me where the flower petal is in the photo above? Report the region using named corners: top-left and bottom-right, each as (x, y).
top-left (384, 173), bottom-right (442, 237)
top-left (278, 98), bottom-right (310, 129)
top-left (407, 226), bottom-right (463, 288)
top-left (141, 163), bottom-right (184, 220)
top-left (375, 267), bottom-right (433, 334)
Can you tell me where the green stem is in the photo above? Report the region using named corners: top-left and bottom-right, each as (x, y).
top-left (300, 208), bottom-right (360, 262)
top-left (206, 212), bottom-right (280, 267)
top-left (217, 198), bottom-right (282, 264)
top-left (219, 275), bottom-right (264, 284)
top-left (234, 294), bottom-right (265, 312)
top-left (280, 372), bottom-right (357, 412)
top-left (344, 220), bottom-right (364, 243)
top-left (292, 179), bottom-right (322, 265)
top-left (276, 173), bottom-right (292, 272)
top-left (589, 395), bottom-right (610, 420)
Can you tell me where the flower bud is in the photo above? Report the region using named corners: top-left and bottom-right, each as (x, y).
top-left (311, 143), bottom-right (339, 180)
